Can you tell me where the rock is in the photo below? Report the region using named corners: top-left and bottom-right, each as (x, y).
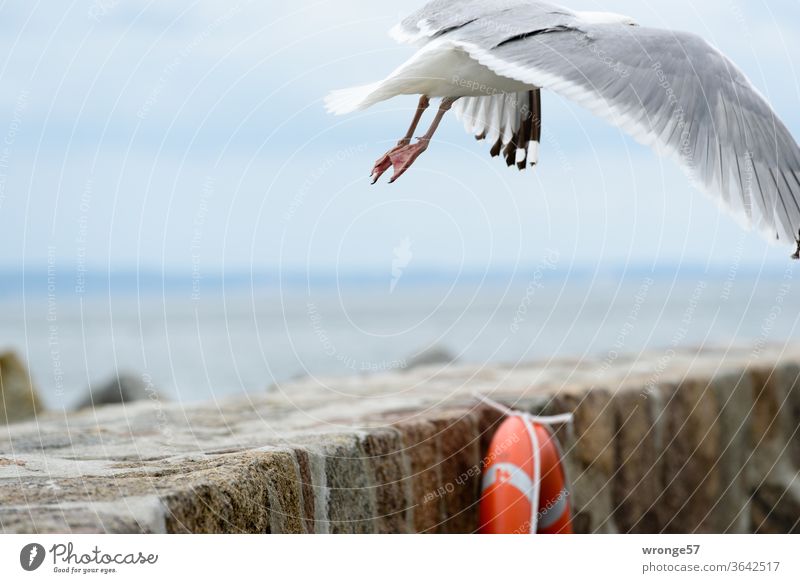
top-left (0, 352), bottom-right (43, 425)
top-left (431, 411), bottom-right (482, 533)
top-left (0, 451), bottom-right (300, 534)
top-left (76, 373), bottom-right (162, 410)
top-left (291, 449), bottom-right (318, 533)
top-left (394, 417), bottom-right (444, 532)
top-left (657, 378), bottom-right (722, 534)
top-left (0, 498), bottom-right (166, 534)
top-left (361, 428), bottom-right (412, 533)
top-left (554, 386), bottom-right (615, 475)
top-left (751, 474), bottom-right (800, 534)
top-left (548, 385), bottom-right (618, 532)
top-left (404, 346), bottom-right (456, 370)
top-left (774, 363), bottom-right (800, 470)
top-left (710, 373), bottom-right (755, 533)
top-left (749, 367), bottom-right (783, 448)
top-left (612, 386), bottom-right (662, 533)
top-left (319, 435), bottom-right (378, 533)
top-left (475, 405), bottom-right (505, 463)
top-left (1, 346), bottom-right (799, 534)
top-left (747, 363), bottom-right (800, 534)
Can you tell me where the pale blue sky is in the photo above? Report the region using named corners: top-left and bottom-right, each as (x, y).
top-left (1, 0), bottom-right (799, 275)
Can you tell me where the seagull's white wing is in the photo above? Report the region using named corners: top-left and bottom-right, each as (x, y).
top-left (446, 23), bottom-right (800, 243)
top-left (391, 0), bottom-right (573, 45)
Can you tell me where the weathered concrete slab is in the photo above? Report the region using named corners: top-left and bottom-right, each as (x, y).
top-left (1, 346), bottom-right (800, 533)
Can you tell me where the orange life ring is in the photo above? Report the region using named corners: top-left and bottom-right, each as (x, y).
top-left (479, 415), bottom-right (573, 534)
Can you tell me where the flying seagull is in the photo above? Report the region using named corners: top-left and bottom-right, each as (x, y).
top-left (325, 0), bottom-right (800, 257)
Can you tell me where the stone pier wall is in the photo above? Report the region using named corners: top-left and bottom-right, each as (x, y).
top-left (1, 347), bottom-right (799, 534)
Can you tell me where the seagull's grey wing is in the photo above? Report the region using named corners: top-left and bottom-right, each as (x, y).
top-left (454, 90), bottom-right (542, 169)
top-left (449, 25), bottom-right (800, 244)
top-left (391, 0), bottom-right (573, 45)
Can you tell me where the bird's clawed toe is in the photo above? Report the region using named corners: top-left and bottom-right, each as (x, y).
top-left (385, 141), bottom-right (428, 184)
top-left (371, 154), bottom-right (393, 184)
top-left (370, 143), bottom-right (408, 184)
top-left (370, 140), bottom-right (416, 184)
top-left (370, 142), bottom-right (427, 184)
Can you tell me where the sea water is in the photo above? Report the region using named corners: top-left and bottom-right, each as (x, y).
top-left (1, 268), bottom-right (798, 408)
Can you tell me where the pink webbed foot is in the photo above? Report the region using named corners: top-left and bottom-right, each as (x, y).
top-left (371, 144), bottom-right (407, 184)
top-left (386, 141), bottom-right (428, 184)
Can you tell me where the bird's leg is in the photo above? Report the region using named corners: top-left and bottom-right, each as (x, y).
top-left (371, 95), bottom-right (430, 184)
top-left (387, 97), bottom-right (459, 184)
top-left (792, 230), bottom-right (800, 260)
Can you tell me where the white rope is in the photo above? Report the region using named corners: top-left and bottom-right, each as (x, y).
top-left (474, 393), bottom-right (573, 425)
top-left (474, 392), bottom-right (573, 534)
